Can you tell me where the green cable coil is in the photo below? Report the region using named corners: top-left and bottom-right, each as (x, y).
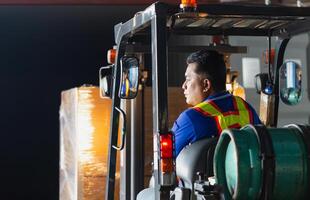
top-left (214, 124), bottom-right (310, 200)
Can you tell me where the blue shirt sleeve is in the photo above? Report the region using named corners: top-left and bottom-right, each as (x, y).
top-left (172, 110), bottom-right (195, 157)
top-left (172, 109), bottom-right (217, 157)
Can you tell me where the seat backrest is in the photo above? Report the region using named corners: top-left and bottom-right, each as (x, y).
top-left (176, 137), bottom-right (218, 189)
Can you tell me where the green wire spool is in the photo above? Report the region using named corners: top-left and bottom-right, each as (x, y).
top-left (214, 124), bottom-right (309, 200)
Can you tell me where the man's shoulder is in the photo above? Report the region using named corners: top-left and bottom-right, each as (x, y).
top-left (181, 107), bottom-right (205, 116)
top-left (179, 107), bottom-right (214, 123)
top-left (173, 107), bottom-right (215, 132)
top-left (176, 108), bottom-right (196, 122)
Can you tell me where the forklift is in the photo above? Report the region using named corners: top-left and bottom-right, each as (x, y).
top-left (99, 1), bottom-right (310, 199)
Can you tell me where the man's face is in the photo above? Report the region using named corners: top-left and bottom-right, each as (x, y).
top-left (182, 63), bottom-right (207, 106)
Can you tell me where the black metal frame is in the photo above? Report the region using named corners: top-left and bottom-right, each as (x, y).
top-left (151, 4), bottom-right (171, 199)
top-left (272, 37), bottom-right (290, 127)
top-left (106, 3), bottom-right (158, 200)
top-left (106, 2), bottom-right (310, 200)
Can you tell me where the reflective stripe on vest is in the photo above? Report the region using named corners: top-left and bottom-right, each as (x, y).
top-left (193, 96), bottom-right (253, 133)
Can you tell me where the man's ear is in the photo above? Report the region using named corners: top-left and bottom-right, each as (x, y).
top-left (203, 78), bottom-right (211, 92)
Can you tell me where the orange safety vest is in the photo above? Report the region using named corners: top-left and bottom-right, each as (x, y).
top-left (193, 95), bottom-right (253, 133)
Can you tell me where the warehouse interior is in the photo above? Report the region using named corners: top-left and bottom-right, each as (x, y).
top-left (1, 1), bottom-right (310, 199)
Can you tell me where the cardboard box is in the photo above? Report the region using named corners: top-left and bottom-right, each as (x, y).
top-left (59, 86), bottom-right (119, 200)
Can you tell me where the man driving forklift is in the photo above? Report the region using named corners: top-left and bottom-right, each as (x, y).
top-left (138, 50), bottom-right (261, 200)
top-left (173, 50), bottom-right (261, 157)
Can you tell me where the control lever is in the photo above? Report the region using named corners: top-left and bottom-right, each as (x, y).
top-left (194, 172), bottom-right (224, 200)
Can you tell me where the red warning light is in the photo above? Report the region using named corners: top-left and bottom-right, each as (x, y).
top-left (160, 133), bottom-right (173, 159)
top-left (160, 133), bottom-right (174, 173)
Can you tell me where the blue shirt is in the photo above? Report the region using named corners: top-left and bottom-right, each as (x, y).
top-left (172, 91), bottom-right (261, 157)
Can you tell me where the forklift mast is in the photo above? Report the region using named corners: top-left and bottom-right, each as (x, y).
top-left (105, 2), bottom-right (310, 199)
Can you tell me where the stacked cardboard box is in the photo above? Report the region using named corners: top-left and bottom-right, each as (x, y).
top-left (59, 86), bottom-right (119, 200)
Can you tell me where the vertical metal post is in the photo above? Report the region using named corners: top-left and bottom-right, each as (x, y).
top-left (130, 90), bottom-right (144, 199)
top-left (120, 99), bottom-right (131, 200)
top-left (106, 46), bottom-right (125, 200)
top-left (130, 53), bottom-right (145, 199)
top-left (151, 6), bottom-right (169, 200)
top-left (306, 33), bottom-right (310, 102)
top-left (273, 37), bottom-right (290, 127)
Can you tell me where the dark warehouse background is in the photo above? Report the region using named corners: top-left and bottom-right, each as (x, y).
top-left (0, 5), bottom-right (143, 199)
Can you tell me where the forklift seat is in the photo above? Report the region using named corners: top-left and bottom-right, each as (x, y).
top-left (137, 137), bottom-right (218, 200)
top-left (176, 137), bottom-right (218, 190)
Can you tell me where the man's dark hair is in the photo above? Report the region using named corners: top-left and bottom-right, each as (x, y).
top-left (187, 50), bottom-right (226, 92)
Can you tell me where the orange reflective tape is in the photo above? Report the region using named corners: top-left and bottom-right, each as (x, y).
top-left (228, 123), bottom-right (241, 129)
top-left (193, 107), bottom-right (211, 116)
top-left (195, 96), bottom-right (253, 132)
top-left (215, 116), bottom-right (222, 134)
top-left (195, 101), bottom-right (221, 116)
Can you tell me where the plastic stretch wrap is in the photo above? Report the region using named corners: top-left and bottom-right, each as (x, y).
top-left (59, 86), bottom-right (119, 200)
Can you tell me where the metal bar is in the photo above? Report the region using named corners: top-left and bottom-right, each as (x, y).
top-left (136, 53), bottom-right (146, 197)
top-left (107, 4), bottom-right (158, 200)
top-left (0, 0), bottom-right (178, 4)
top-left (130, 85), bottom-right (144, 199)
top-left (196, 4), bottom-right (310, 17)
top-left (106, 41), bottom-right (127, 200)
top-left (171, 28), bottom-right (269, 36)
top-left (111, 3), bottom-right (310, 39)
top-left (170, 44), bottom-right (247, 53)
top-left (123, 100), bottom-right (132, 200)
top-left (105, 55), bottom-right (120, 200)
top-left (125, 44), bottom-right (247, 54)
top-left (307, 33), bottom-right (310, 102)
top-left (119, 100), bottom-right (131, 200)
top-left (114, 4), bottom-right (156, 45)
top-left (151, 4), bottom-right (169, 199)
top-left (274, 19), bottom-right (310, 38)
top-left (272, 37), bottom-right (290, 127)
